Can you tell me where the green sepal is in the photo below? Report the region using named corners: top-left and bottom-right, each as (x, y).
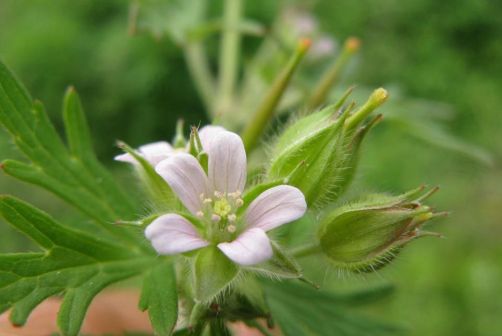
top-left (197, 151), bottom-right (209, 173)
top-left (317, 187), bottom-right (444, 272)
top-left (192, 246), bottom-right (239, 303)
top-left (333, 113), bottom-right (383, 196)
top-left (116, 213), bottom-right (161, 228)
top-left (248, 242), bottom-right (302, 279)
top-left (268, 105), bottom-right (349, 207)
top-left (230, 276), bottom-right (271, 319)
top-left (177, 212), bottom-right (206, 231)
top-left (117, 141), bottom-right (176, 211)
top-left (188, 302), bottom-right (208, 329)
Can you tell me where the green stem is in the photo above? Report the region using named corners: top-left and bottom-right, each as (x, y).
top-left (216, 0), bottom-right (242, 119)
top-left (291, 243), bottom-right (321, 258)
top-left (241, 39), bottom-right (311, 152)
top-left (306, 37), bottom-right (360, 110)
top-left (246, 320), bottom-right (274, 336)
top-left (184, 43), bottom-right (215, 115)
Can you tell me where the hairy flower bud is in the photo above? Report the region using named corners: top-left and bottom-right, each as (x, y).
top-left (267, 104), bottom-right (348, 207)
top-left (267, 88), bottom-right (387, 207)
top-left (318, 186), bottom-right (445, 272)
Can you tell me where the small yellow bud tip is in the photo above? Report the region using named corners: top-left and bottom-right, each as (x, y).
top-left (299, 38), bottom-right (312, 51)
top-left (345, 37), bottom-right (361, 52)
top-left (372, 88), bottom-right (389, 104)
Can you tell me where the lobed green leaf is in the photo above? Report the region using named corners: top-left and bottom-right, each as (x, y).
top-left (264, 281), bottom-right (403, 336)
top-left (139, 260), bottom-right (178, 336)
top-left (0, 196), bottom-right (154, 335)
top-left (0, 60), bottom-right (138, 243)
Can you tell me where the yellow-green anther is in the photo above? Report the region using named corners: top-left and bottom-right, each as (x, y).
top-left (214, 198), bottom-right (232, 218)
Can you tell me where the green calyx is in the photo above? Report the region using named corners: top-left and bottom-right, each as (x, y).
top-left (267, 88), bottom-right (388, 208)
top-left (317, 186), bottom-right (445, 272)
top-left (267, 104), bottom-right (346, 207)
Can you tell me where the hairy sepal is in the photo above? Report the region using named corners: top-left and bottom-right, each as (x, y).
top-left (192, 247), bottom-right (239, 303)
top-left (268, 105), bottom-right (349, 207)
top-left (318, 187), bottom-right (443, 272)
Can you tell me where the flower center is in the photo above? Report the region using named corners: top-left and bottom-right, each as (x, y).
top-left (197, 190), bottom-right (244, 241)
top-left (213, 199), bottom-right (231, 217)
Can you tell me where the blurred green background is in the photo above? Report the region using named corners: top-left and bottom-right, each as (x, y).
top-left (0, 1), bottom-right (500, 335)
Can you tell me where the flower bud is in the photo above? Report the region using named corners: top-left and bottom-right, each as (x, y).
top-left (268, 88), bottom-right (388, 206)
top-left (267, 104), bottom-right (348, 207)
top-left (317, 186), bottom-right (445, 272)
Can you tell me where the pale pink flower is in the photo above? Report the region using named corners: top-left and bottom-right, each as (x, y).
top-left (144, 127), bottom-right (307, 266)
top-left (115, 141), bottom-right (173, 166)
top-left (114, 126), bottom-right (225, 167)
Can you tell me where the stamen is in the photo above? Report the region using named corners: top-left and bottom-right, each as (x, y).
top-left (211, 214), bottom-right (221, 222)
top-left (227, 225), bottom-right (236, 233)
top-left (196, 211), bottom-right (204, 218)
top-left (199, 193), bottom-right (205, 200)
top-left (235, 198), bottom-right (244, 207)
top-left (228, 191), bottom-right (242, 199)
top-left (203, 198), bottom-right (212, 204)
top-left (228, 214), bottom-right (236, 222)
top-left (214, 191), bottom-right (223, 198)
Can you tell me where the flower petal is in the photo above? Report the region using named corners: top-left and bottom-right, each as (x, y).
top-left (198, 125), bottom-right (226, 153)
top-left (145, 214), bottom-right (209, 255)
top-left (217, 228), bottom-right (272, 266)
top-left (246, 185), bottom-right (307, 232)
top-left (115, 141), bottom-right (173, 166)
top-left (156, 153), bottom-right (209, 214)
top-left (207, 131), bottom-right (247, 193)
top-left (139, 141), bottom-right (174, 166)
top-left (114, 152), bottom-right (136, 164)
